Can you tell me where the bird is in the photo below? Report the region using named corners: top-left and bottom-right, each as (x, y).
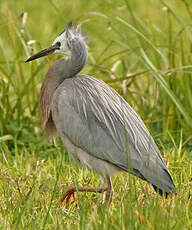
top-left (26, 21), bottom-right (176, 206)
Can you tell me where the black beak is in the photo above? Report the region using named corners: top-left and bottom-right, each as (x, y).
top-left (25, 43), bottom-right (60, 63)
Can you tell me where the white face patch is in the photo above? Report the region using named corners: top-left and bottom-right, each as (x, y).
top-left (52, 31), bottom-right (72, 57)
top-left (51, 24), bottom-right (86, 58)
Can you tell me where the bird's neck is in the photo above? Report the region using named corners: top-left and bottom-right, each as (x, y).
top-left (68, 41), bottom-right (88, 77)
top-left (40, 41), bottom-right (88, 137)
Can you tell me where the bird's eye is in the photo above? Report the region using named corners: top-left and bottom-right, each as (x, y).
top-left (56, 41), bottom-right (61, 47)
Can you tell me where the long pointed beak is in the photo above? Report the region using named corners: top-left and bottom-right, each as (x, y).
top-left (25, 43), bottom-right (60, 62)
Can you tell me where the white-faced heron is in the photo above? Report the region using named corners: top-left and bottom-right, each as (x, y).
top-left (26, 22), bottom-right (176, 206)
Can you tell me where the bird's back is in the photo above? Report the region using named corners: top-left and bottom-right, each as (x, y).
top-left (51, 74), bottom-right (176, 195)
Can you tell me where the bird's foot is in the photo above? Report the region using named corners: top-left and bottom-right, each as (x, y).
top-left (60, 185), bottom-right (77, 207)
top-left (60, 184), bottom-right (109, 207)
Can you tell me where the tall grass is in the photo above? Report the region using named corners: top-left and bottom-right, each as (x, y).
top-left (0, 0), bottom-right (192, 229)
top-left (1, 0), bottom-right (192, 145)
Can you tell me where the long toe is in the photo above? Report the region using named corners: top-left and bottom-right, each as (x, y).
top-left (60, 186), bottom-right (76, 203)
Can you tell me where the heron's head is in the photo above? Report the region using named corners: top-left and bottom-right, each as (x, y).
top-left (26, 21), bottom-right (86, 62)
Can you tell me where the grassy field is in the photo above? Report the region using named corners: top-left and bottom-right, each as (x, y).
top-left (0, 0), bottom-right (192, 229)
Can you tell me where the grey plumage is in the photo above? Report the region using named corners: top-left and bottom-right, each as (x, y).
top-left (26, 22), bottom-right (176, 205)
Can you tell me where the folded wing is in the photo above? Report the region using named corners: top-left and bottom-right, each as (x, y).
top-left (52, 75), bottom-right (176, 194)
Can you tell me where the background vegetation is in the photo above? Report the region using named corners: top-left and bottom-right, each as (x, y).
top-left (0, 0), bottom-right (192, 229)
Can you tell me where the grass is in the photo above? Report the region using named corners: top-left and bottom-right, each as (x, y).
top-left (0, 0), bottom-right (192, 229)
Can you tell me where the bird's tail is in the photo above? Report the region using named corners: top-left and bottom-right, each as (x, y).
top-left (151, 168), bottom-right (176, 197)
top-left (139, 163), bottom-right (176, 197)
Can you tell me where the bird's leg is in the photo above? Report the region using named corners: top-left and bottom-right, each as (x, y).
top-left (105, 176), bottom-right (114, 206)
top-left (60, 178), bottom-right (110, 206)
top-left (99, 175), bottom-right (106, 202)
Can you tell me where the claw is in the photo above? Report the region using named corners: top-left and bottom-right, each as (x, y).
top-left (65, 191), bottom-right (77, 206)
top-left (60, 186), bottom-right (77, 206)
top-left (59, 178), bottom-right (112, 207)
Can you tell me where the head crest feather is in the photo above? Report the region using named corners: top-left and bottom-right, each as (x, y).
top-left (65, 21), bottom-right (86, 43)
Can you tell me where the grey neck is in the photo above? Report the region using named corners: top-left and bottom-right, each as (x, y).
top-left (55, 40), bottom-right (88, 79)
top-left (40, 39), bottom-right (88, 130)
